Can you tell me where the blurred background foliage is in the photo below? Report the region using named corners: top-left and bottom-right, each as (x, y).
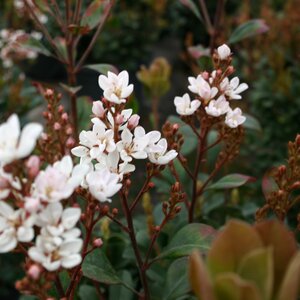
top-left (0, 0), bottom-right (300, 298)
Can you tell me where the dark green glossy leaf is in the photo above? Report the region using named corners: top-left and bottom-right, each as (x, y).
top-left (153, 223), bottom-right (216, 262)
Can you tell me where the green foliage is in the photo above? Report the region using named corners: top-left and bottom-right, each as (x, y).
top-left (189, 220), bottom-right (300, 300)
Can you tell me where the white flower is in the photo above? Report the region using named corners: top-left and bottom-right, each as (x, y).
top-left (225, 108), bottom-right (246, 128)
top-left (28, 202), bottom-right (82, 271)
top-left (0, 166), bottom-right (21, 200)
top-left (148, 139), bottom-right (177, 165)
top-left (34, 156), bottom-right (88, 203)
top-left (116, 127), bottom-right (148, 162)
top-left (36, 202), bottom-right (81, 237)
top-left (220, 77), bottom-right (248, 100)
top-left (86, 169), bottom-right (122, 202)
top-left (95, 150), bottom-right (135, 180)
top-left (188, 75), bottom-right (218, 101)
top-left (71, 121), bottom-right (116, 163)
top-left (0, 202), bottom-right (35, 253)
top-left (174, 93), bottom-right (201, 116)
top-left (217, 44), bottom-right (231, 60)
top-left (205, 95), bottom-right (230, 117)
top-left (98, 70), bottom-right (134, 104)
top-left (29, 235), bottom-right (82, 271)
top-left (0, 114), bottom-right (43, 166)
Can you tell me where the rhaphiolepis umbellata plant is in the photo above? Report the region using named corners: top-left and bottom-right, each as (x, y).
top-left (1, 1), bottom-right (300, 300)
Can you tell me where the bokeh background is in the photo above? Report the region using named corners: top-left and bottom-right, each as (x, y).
top-left (0, 0), bottom-right (300, 298)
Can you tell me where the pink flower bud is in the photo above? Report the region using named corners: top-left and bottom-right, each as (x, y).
top-left (54, 122), bottom-right (61, 130)
top-left (27, 264), bottom-right (41, 280)
top-left (115, 114), bottom-right (124, 125)
top-left (26, 155), bottom-right (40, 178)
top-left (92, 101), bottom-right (105, 118)
top-left (58, 105), bottom-right (64, 113)
top-left (66, 127), bottom-right (73, 135)
top-left (201, 71), bottom-right (210, 80)
top-left (93, 238), bottom-right (103, 248)
top-left (45, 89), bottom-right (54, 97)
top-left (66, 137), bottom-right (75, 148)
top-left (61, 113), bottom-right (68, 121)
top-left (24, 197), bottom-right (40, 213)
top-left (128, 114), bottom-right (140, 129)
top-left (41, 133), bottom-right (48, 141)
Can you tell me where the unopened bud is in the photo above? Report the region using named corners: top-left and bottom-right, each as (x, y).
top-left (278, 165), bottom-right (286, 176)
top-left (93, 238), bottom-right (103, 248)
top-left (61, 112), bottom-right (68, 121)
top-left (66, 137), bottom-right (75, 148)
top-left (92, 100), bottom-right (105, 118)
top-left (66, 127), bottom-right (73, 135)
top-left (58, 105), bottom-right (64, 113)
top-left (216, 69), bottom-right (223, 76)
top-left (173, 181), bottom-right (180, 192)
top-left (0, 177), bottom-right (9, 189)
top-left (126, 179), bottom-right (131, 187)
top-left (201, 71), bottom-right (209, 80)
top-left (41, 133), bottom-right (48, 141)
top-left (115, 114), bottom-right (124, 125)
top-left (296, 134), bottom-right (300, 146)
top-left (45, 89), bottom-right (54, 97)
top-left (148, 182), bottom-right (155, 189)
top-left (54, 122), bottom-right (61, 130)
top-left (291, 181), bottom-right (300, 190)
top-left (102, 205), bottom-right (109, 214)
top-left (154, 225), bottom-right (160, 232)
top-left (128, 114), bottom-right (140, 129)
top-left (172, 123), bottom-right (179, 132)
top-left (175, 206), bottom-right (182, 213)
top-left (227, 66), bottom-right (234, 75)
top-left (112, 208), bottom-right (118, 215)
top-left (26, 155), bottom-right (40, 178)
top-left (27, 264), bottom-right (41, 280)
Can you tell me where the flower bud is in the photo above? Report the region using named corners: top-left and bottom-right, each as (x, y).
top-left (54, 122), bottom-right (61, 130)
top-left (61, 113), bottom-right (68, 121)
top-left (112, 208), bottom-right (118, 215)
top-left (201, 71), bottom-right (209, 80)
top-left (66, 137), bottom-right (75, 148)
top-left (92, 101), bottom-right (105, 118)
top-left (115, 114), bottom-right (124, 125)
top-left (27, 264), bottom-right (41, 280)
top-left (93, 238), bottom-right (103, 248)
top-left (58, 105), bottom-right (64, 113)
top-left (24, 197), bottom-right (40, 213)
top-left (45, 89), bottom-right (54, 97)
top-left (26, 155), bottom-right (40, 178)
top-left (66, 127), bottom-right (73, 135)
top-left (128, 114), bottom-right (140, 129)
top-left (217, 44), bottom-right (231, 60)
top-left (148, 182), bottom-right (155, 189)
top-left (0, 177), bottom-right (9, 189)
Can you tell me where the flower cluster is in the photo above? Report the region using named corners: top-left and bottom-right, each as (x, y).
top-left (72, 70), bottom-right (178, 202)
top-left (0, 29), bottom-right (42, 68)
top-left (174, 44), bottom-right (248, 128)
top-left (0, 114), bottom-right (86, 271)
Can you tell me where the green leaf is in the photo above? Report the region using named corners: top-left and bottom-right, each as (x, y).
top-left (277, 252), bottom-right (300, 300)
top-left (254, 220), bottom-right (298, 294)
top-left (78, 285), bottom-right (98, 300)
top-left (180, 0), bottom-right (203, 22)
top-left (207, 220), bottom-right (264, 278)
top-left (238, 248), bottom-right (273, 300)
top-left (168, 115), bottom-right (198, 155)
top-left (189, 251), bottom-right (216, 300)
top-left (81, 0), bottom-right (110, 29)
top-left (109, 271), bottom-right (134, 300)
top-left (82, 249), bottom-right (121, 285)
top-left (163, 258), bottom-right (190, 300)
top-left (243, 114), bottom-right (262, 132)
top-left (153, 223), bottom-right (216, 262)
top-left (84, 64), bottom-right (118, 75)
top-left (214, 273), bottom-right (263, 300)
top-left (229, 19), bottom-right (269, 44)
top-left (207, 174), bottom-right (256, 190)
top-left (82, 249), bottom-right (137, 294)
